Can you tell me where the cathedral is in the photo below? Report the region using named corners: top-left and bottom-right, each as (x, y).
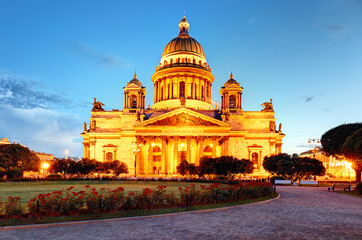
top-left (81, 16), bottom-right (285, 177)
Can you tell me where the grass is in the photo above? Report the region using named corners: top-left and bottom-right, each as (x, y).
top-left (0, 181), bottom-right (209, 203)
top-left (0, 194), bottom-right (278, 227)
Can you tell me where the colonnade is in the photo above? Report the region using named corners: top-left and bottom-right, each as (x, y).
top-left (154, 74), bottom-right (212, 103)
top-left (221, 92), bottom-right (242, 109)
top-left (124, 92), bottom-right (145, 109)
top-left (136, 135), bottom-right (229, 175)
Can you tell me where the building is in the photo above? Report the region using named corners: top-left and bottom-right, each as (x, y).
top-left (300, 148), bottom-right (355, 180)
top-left (81, 16), bottom-right (285, 177)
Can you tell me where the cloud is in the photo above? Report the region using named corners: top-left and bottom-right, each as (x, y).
top-left (69, 41), bottom-right (129, 69)
top-left (321, 107), bottom-right (330, 112)
top-left (315, 23), bottom-right (347, 37)
top-left (0, 72), bottom-right (72, 109)
top-left (302, 95), bottom-right (315, 102)
top-left (0, 104), bottom-right (82, 157)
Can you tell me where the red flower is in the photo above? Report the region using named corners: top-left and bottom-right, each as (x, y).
top-left (128, 192), bottom-right (135, 196)
top-left (84, 185), bottom-right (90, 188)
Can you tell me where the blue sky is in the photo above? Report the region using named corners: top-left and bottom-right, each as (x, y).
top-left (0, 0), bottom-right (361, 158)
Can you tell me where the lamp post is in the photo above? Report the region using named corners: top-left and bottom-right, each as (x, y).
top-left (308, 138), bottom-right (320, 159)
top-left (65, 150), bottom-right (69, 160)
top-left (308, 138), bottom-right (320, 180)
top-left (131, 141), bottom-right (141, 178)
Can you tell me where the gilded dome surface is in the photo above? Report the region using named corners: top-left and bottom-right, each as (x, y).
top-left (128, 73), bottom-right (143, 87)
top-left (162, 36), bottom-right (205, 57)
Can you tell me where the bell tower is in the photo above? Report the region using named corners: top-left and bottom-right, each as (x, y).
top-left (220, 72), bottom-right (243, 114)
top-left (123, 72), bottom-right (146, 112)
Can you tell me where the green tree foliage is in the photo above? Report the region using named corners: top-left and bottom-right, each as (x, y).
top-left (198, 156), bottom-right (253, 179)
top-left (110, 160), bottom-right (129, 177)
top-left (321, 123), bottom-right (362, 182)
top-left (176, 160), bottom-right (198, 177)
top-left (321, 123), bottom-right (362, 156)
top-left (49, 158), bottom-right (128, 177)
top-left (263, 154), bottom-right (326, 183)
top-left (0, 144), bottom-right (40, 179)
top-left (342, 128), bottom-right (362, 182)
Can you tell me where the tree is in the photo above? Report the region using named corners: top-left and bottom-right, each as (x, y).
top-left (263, 154), bottom-right (326, 183)
top-left (176, 160), bottom-right (198, 177)
top-left (110, 160), bottom-right (129, 177)
top-left (342, 128), bottom-right (362, 182)
top-left (0, 144), bottom-right (40, 179)
top-left (198, 156), bottom-right (254, 179)
top-left (321, 123), bottom-right (362, 182)
top-left (76, 158), bottom-right (96, 177)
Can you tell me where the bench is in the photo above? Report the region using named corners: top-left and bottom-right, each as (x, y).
top-left (300, 180), bottom-right (318, 186)
top-left (274, 180), bottom-right (292, 185)
top-left (328, 183), bottom-right (352, 192)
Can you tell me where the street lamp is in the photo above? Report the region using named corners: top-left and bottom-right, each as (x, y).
top-left (65, 150), bottom-right (69, 159)
top-left (131, 142), bottom-right (141, 177)
top-left (308, 138), bottom-right (320, 159)
top-left (308, 138), bottom-right (320, 180)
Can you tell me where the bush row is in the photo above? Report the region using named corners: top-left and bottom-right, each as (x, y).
top-left (0, 181), bottom-right (275, 217)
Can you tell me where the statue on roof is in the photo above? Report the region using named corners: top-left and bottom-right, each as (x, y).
top-left (83, 122), bottom-right (87, 131)
top-left (92, 98), bottom-right (105, 111)
top-left (261, 99), bottom-right (274, 112)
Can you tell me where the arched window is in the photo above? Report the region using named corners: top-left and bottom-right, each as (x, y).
top-left (161, 86), bottom-right (164, 100)
top-left (191, 84), bottom-right (193, 98)
top-left (201, 86), bottom-right (204, 99)
top-left (179, 81), bottom-right (185, 98)
top-left (206, 85), bottom-right (209, 98)
top-left (106, 152), bottom-right (113, 162)
top-left (252, 153), bottom-right (258, 165)
top-left (131, 95), bottom-right (137, 108)
top-left (229, 95), bottom-right (236, 108)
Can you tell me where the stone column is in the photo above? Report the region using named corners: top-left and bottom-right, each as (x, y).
top-left (212, 137), bottom-right (217, 158)
top-left (174, 136), bottom-right (179, 169)
top-left (161, 136), bottom-right (167, 174)
top-left (224, 137), bottom-right (229, 156)
top-left (198, 137), bottom-right (204, 164)
top-left (154, 82), bottom-right (157, 103)
top-left (148, 137), bottom-right (154, 174)
top-left (186, 136), bottom-right (191, 163)
top-left (83, 143), bottom-right (88, 158)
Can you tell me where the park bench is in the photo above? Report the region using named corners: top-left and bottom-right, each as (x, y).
top-left (300, 180), bottom-right (318, 186)
top-left (274, 180), bottom-right (292, 185)
top-left (328, 183), bottom-right (352, 192)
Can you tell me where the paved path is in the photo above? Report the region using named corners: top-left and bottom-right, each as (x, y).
top-left (1, 186), bottom-right (361, 240)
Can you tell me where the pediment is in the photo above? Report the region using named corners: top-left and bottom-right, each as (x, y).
top-left (134, 108), bottom-right (230, 128)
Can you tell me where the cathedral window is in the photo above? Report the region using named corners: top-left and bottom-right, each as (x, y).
top-left (229, 95), bottom-right (236, 108)
top-left (191, 84), bottom-right (193, 98)
top-left (168, 83), bottom-right (170, 99)
top-left (179, 81), bottom-right (185, 98)
top-left (206, 85), bottom-right (209, 98)
top-left (203, 146), bottom-right (212, 158)
top-left (152, 146), bottom-right (161, 162)
top-left (201, 86), bottom-right (204, 100)
top-left (161, 86), bottom-right (164, 100)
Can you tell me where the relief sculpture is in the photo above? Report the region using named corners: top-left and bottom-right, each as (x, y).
top-left (148, 113), bottom-right (219, 126)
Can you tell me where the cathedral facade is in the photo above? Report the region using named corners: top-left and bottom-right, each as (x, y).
top-left (81, 17), bottom-right (285, 177)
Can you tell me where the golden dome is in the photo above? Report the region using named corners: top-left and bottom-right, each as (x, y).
top-left (162, 36), bottom-right (205, 57)
top-left (161, 16), bottom-right (205, 58)
top-left (128, 72), bottom-right (143, 87)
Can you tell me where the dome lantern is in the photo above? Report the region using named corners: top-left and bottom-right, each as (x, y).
top-left (178, 16), bottom-right (189, 36)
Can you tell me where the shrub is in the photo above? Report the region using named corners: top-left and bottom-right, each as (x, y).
top-left (5, 196), bottom-right (22, 215)
top-left (46, 174), bottom-right (62, 180)
top-left (270, 176), bottom-right (285, 184)
top-left (355, 182), bottom-right (362, 195)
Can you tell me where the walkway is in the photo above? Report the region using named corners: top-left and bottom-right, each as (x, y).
top-left (1, 186), bottom-right (361, 240)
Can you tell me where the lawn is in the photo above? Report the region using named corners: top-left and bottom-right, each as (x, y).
top-left (0, 181), bottom-right (210, 203)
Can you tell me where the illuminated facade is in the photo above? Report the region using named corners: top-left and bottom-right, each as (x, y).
top-left (300, 148), bottom-right (355, 180)
top-left (81, 17), bottom-right (285, 177)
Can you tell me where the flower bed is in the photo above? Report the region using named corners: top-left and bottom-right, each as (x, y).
top-left (0, 181), bottom-right (275, 219)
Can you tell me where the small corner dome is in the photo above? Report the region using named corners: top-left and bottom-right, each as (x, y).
top-left (224, 72), bottom-right (239, 87)
top-left (128, 72), bottom-right (143, 87)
